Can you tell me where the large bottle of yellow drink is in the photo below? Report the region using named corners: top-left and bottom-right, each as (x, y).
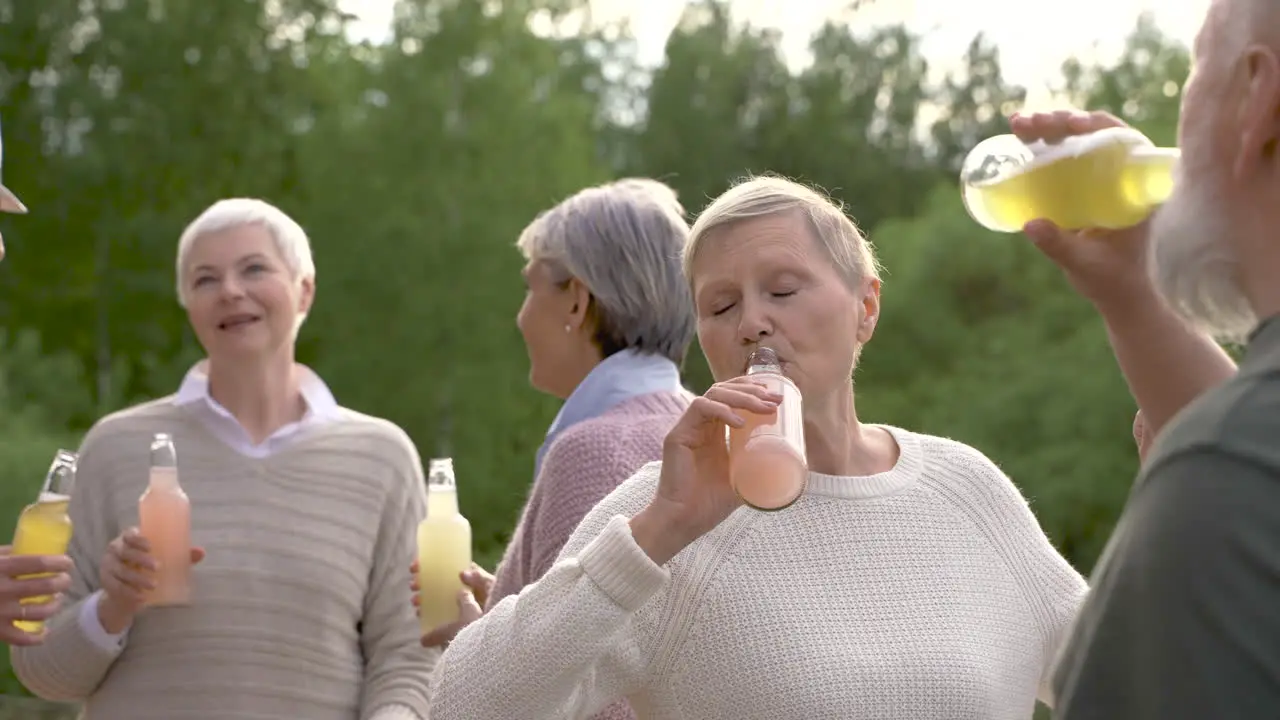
top-left (10, 449), bottom-right (77, 633)
top-left (960, 126), bottom-right (1181, 233)
top-left (416, 458), bottom-right (472, 633)
top-left (138, 432), bottom-right (192, 607)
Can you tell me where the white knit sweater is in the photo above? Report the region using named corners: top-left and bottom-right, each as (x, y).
top-left (430, 426), bottom-right (1087, 719)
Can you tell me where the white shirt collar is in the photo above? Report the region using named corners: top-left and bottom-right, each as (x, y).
top-left (172, 360), bottom-right (340, 457)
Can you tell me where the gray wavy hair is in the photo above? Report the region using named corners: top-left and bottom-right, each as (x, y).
top-left (516, 178), bottom-right (695, 363)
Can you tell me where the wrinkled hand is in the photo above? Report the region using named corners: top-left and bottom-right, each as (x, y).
top-left (1011, 110), bottom-right (1156, 307)
top-left (98, 528), bottom-right (205, 634)
top-left (631, 378), bottom-right (782, 565)
top-left (411, 561), bottom-right (492, 647)
top-left (0, 548), bottom-right (72, 646)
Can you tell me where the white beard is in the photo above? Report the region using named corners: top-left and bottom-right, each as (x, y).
top-left (1148, 171), bottom-right (1257, 345)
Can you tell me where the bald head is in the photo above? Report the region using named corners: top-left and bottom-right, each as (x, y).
top-left (1228, 0), bottom-right (1280, 49)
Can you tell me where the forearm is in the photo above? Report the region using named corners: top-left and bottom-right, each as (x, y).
top-left (360, 635), bottom-right (436, 720)
top-left (361, 535), bottom-right (434, 716)
top-left (431, 516), bottom-right (665, 720)
top-left (360, 557), bottom-right (435, 718)
top-left (628, 504), bottom-right (695, 567)
top-left (368, 703), bottom-right (426, 720)
top-left (1096, 286), bottom-right (1237, 436)
top-left (10, 594), bottom-right (124, 701)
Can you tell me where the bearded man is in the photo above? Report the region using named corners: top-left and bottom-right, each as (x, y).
top-left (1014, 0), bottom-right (1280, 715)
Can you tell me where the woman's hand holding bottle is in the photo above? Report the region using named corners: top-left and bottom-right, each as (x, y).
top-left (97, 527), bottom-right (205, 634)
top-left (0, 549), bottom-right (72, 646)
top-left (410, 561), bottom-right (492, 648)
top-left (629, 379), bottom-right (782, 566)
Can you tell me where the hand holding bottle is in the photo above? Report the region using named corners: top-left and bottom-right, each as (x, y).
top-left (0, 548), bottom-right (71, 646)
top-left (97, 527), bottom-right (205, 634)
top-left (410, 560), bottom-right (491, 647)
top-left (629, 378), bottom-right (783, 566)
top-left (1011, 110), bottom-right (1158, 309)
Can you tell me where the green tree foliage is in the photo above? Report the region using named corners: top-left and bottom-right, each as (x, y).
top-left (0, 5), bottom-right (1196, 707)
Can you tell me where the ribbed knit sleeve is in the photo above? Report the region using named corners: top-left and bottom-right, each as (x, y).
top-left (359, 427), bottom-right (434, 720)
top-left (918, 438), bottom-right (1088, 707)
top-left (488, 396), bottom-right (684, 720)
top-left (430, 466), bottom-right (665, 720)
top-left (11, 421), bottom-right (125, 700)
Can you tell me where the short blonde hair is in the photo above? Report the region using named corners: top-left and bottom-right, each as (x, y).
top-left (684, 175), bottom-right (882, 287)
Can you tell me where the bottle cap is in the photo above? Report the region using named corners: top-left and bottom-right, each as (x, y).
top-left (150, 433), bottom-right (177, 468)
top-left (427, 458), bottom-right (456, 488)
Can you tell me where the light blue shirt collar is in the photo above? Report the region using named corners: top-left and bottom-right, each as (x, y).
top-left (535, 349), bottom-right (684, 475)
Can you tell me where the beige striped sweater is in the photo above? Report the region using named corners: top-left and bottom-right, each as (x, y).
top-left (11, 397), bottom-right (436, 719)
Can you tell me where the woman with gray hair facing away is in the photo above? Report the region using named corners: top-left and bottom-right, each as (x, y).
top-left (427, 175), bottom-right (1086, 720)
top-left (12, 198), bottom-right (434, 719)
top-left (415, 179), bottom-right (694, 720)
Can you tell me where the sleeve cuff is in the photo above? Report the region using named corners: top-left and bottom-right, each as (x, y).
top-left (369, 703), bottom-right (424, 720)
top-left (79, 591), bottom-right (129, 653)
top-left (577, 515), bottom-right (668, 612)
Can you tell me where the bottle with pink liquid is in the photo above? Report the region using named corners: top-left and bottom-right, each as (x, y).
top-left (138, 432), bottom-right (192, 606)
top-left (728, 347), bottom-right (808, 511)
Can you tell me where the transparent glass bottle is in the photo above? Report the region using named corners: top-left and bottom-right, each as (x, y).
top-left (10, 449), bottom-right (77, 631)
top-left (415, 458), bottom-right (473, 632)
top-left (728, 347), bottom-right (808, 511)
top-left (960, 126), bottom-right (1179, 233)
top-left (139, 433), bottom-right (192, 606)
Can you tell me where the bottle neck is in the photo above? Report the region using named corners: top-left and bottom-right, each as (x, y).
top-left (427, 486), bottom-right (459, 517)
top-left (148, 466), bottom-right (182, 492)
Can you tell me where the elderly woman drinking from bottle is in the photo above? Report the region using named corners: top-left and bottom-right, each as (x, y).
top-left (12, 198), bottom-right (433, 719)
top-left (427, 175), bottom-right (1088, 720)
top-left (415, 178), bottom-right (694, 720)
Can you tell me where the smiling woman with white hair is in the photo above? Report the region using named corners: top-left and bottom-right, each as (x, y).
top-left (12, 198), bottom-right (435, 720)
top-left (426, 175), bottom-right (1088, 720)
top-left (415, 178), bottom-right (695, 720)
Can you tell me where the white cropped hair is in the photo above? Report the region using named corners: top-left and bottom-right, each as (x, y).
top-left (175, 198), bottom-right (316, 308)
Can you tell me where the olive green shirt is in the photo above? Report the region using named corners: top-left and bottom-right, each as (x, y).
top-left (1052, 315), bottom-right (1280, 718)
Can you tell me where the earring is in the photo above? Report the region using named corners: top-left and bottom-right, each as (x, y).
top-left (564, 324), bottom-right (572, 333)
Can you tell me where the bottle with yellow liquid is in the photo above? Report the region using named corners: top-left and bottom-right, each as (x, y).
top-left (11, 449), bottom-right (77, 633)
top-left (960, 126), bottom-right (1181, 233)
top-left (416, 458), bottom-right (473, 634)
top-left (138, 432), bottom-right (192, 607)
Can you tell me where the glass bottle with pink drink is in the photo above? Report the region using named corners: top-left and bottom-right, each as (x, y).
top-left (138, 432), bottom-right (192, 606)
top-left (728, 347), bottom-right (808, 511)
